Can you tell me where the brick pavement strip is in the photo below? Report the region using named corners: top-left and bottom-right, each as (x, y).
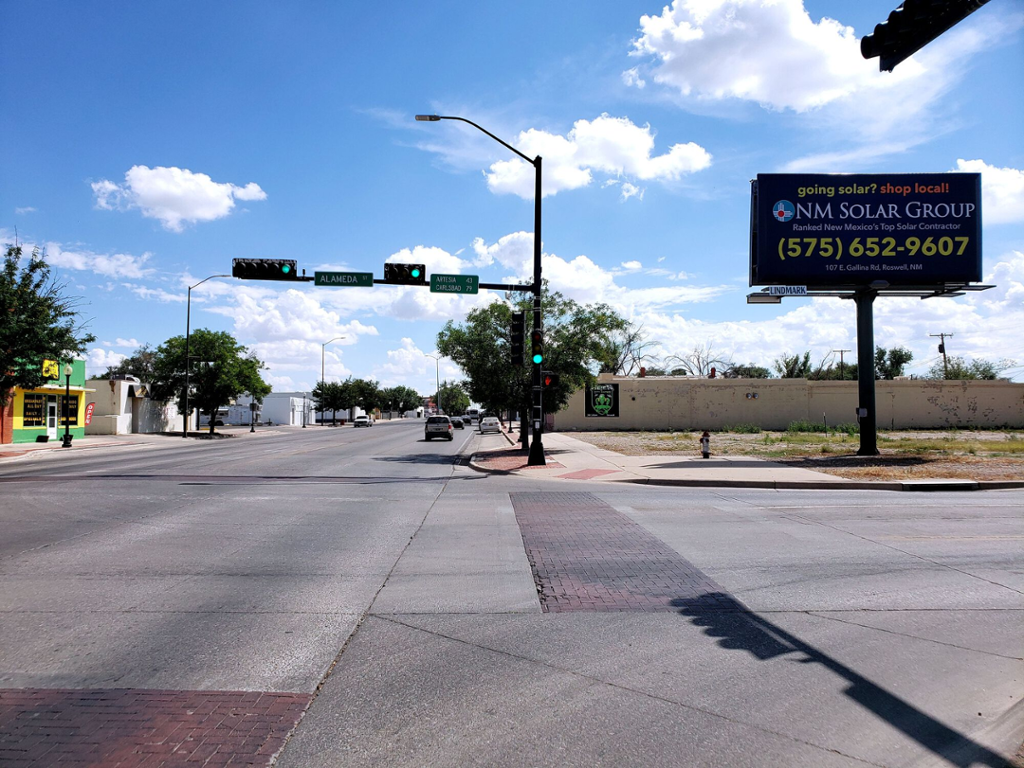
top-left (0, 688), bottom-right (311, 767)
top-left (511, 491), bottom-right (734, 612)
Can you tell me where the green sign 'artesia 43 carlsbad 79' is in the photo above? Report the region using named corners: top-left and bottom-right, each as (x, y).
top-left (750, 173), bottom-right (982, 287)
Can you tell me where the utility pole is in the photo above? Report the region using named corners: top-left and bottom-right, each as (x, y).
top-left (930, 333), bottom-right (953, 378)
top-left (833, 349), bottom-right (852, 380)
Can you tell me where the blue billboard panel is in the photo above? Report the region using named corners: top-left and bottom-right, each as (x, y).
top-left (751, 173), bottom-right (982, 286)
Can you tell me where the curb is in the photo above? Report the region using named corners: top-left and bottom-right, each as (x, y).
top-left (466, 456), bottom-right (1024, 492)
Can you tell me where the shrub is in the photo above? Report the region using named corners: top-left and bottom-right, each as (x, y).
top-left (728, 423), bottom-right (762, 434)
top-left (834, 423), bottom-right (859, 436)
top-left (786, 420), bottom-right (825, 433)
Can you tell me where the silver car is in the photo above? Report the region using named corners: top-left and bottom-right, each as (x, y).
top-left (424, 415), bottom-right (454, 441)
top-left (479, 416), bottom-right (501, 434)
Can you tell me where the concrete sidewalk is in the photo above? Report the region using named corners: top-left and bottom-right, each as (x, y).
top-left (470, 429), bottom-right (1022, 491)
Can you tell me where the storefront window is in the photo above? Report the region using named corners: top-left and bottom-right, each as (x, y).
top-left (58, 395), bottom-right (79, 426)
top-left (22, 394), bottom-right (46, 427)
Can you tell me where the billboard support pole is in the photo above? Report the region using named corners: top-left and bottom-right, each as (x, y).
top-left (855, 290), bottom-right (879, 456)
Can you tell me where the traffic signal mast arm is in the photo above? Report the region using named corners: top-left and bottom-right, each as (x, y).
top-left (861, 0), bottom-right (992, 72)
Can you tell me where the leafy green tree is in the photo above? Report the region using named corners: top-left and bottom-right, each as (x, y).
top-left (312, 380), bottom-right (348, 425)
top-left (350, 378), bottom-right (381, 414)
top-left (149, 328), bottom-right (271, 433)
top-left (98, 343), bottom-right (157, 380)
top-left (874, 346), bottom-right (913, 379)
top-left (724, 363), bottom-right (772, 379)
top-left (773, 352), bottom-right (813, 378)
top-left (437, 285), bottom-right (629, 436)
top-left (437, 380), bottom-right (470, 415)
top-left (929, 356), bottom-right (1014, 380)
top-left (0, 245), bottom-right (95, 407)
top-left (379, 385), bottom-right (422, 414)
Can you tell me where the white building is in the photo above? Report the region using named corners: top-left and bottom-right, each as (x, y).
top-left (85, 377), bottom-right (182, 435)
top-left (234, 392), bottom-right (319, 426)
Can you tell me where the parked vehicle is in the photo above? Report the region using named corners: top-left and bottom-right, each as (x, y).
top-left (424, 415), bottom-right (454, 441)
top-left (353, 415), bottom-right (373, 427)
top-left (479, 416), bottom-right (501, 434)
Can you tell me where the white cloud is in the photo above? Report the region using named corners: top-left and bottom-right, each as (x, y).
top-left (124, 283), bottom-right (185, 302)
top-left (85, 348), bottom-right (126, 377)
top-left (38, 242), bottom-right (155, 279)
top-left (631, 0), bottom-right (877, 112)
top-left (955, 159), bottom-right (1024, 225)
top-left (622, 67), bottom-right (646, 89)
top-left (114, 338), bottom-right (140, 348)
top-left (484, 114), bottom-right (711, 199)
top-left (621, 260), bottom-right (643, 271)
top-left (15, 206), bottom-right (36, 215)
top-left (92, 165), bottom-right (267, 232)
top-left (630, 1), bottom-right (1017, 171)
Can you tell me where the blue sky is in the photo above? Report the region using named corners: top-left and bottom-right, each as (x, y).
top-left (3, 0), bottom-right (1023, 395)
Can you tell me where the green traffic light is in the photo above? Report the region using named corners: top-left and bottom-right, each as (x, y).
top-left (532, 353), bottom-right (543, 364)
top-left (281, 264), bottom-right (292, 274)
top-left (411, 268), bottom-right (421, 278)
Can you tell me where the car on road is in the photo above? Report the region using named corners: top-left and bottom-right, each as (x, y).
top-left (451, 416), bottom-right (464, 429)
top-left (424, 415), bottom-right (454, 441)
top-left (479, 416), bottom-right (501, 434)
top-left (353, 415), bottom-right (373, 427)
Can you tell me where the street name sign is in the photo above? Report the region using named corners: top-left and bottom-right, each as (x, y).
top-left (315, 271), bottom-right (374, 287)
top-left (430, 274), bottom-right (479, 294)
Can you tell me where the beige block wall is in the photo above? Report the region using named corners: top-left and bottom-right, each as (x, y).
top-left (556, 376), bottom-right (1024, 431)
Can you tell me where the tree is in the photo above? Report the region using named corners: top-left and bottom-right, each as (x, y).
top-left (350, 378), bottom-right (381, 414)
top-left (149, 328), bottom-right (271, 433)
top-left (98, 343), bottom-right (157, 380)
top-left (928, 356), bottom-right (1015, 380)
top-left (437, 285), bottom-right (629, 431)
top-left (724, 363), bottom-right (772, 379)
top-left (666, 341), bottom-right (730, 378)
top-left (596, 325), bottom-right (659, 376)
top-left (773, 352), bottom-right (813, 378)
top-left (437, 380), bottom-right (470, 415)
top-left (312, 380), bottom-right (348, 425)
top-left (874, 346), bottom-right (913, 380)
top-left (0, 245), bottom-right (95, 407)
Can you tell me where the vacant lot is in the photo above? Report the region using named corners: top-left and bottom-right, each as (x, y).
top-left (571, 429), bottom-right (1024, 481)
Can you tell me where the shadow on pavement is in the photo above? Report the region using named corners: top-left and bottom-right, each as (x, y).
top-left (671, 593), bottom-right (1013, 768)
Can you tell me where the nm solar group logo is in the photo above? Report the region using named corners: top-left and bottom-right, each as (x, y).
top-left (772, 200), bottom-right (795, 222)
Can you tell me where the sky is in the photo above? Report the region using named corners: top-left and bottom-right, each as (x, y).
top-left (2, 0), bottom-right (1023, 397)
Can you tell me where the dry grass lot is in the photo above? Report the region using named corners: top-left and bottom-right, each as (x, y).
top-left (571, 429), bottom-right (1024, 482)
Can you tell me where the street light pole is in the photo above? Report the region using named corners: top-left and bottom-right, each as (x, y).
top-left (184, 274), bottom-right (230, 438)
top-left (61, 363), bottom-right (74, 447)
top-left (415, 114), bottom-right (545, 465)
top-left (424, 353), bottom-right (440, 413)
top-left (320, 336), bottom-right (346, 426)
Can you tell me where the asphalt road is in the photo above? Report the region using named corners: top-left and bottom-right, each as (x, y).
top-left (0, 422), bottom-right (1021, 767)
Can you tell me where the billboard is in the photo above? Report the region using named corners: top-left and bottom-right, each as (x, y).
top-left (751, 173), bottom-right (981, 287)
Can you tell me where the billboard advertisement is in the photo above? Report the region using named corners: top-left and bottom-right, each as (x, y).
top-left (751, 173), bottom-right (981, 287)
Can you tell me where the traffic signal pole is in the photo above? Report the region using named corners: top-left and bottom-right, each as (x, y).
top-left (527, 156), bottom-right (546, 466)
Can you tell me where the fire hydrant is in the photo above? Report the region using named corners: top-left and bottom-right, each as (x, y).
top-left (700, 430), bottom-right (711, 459)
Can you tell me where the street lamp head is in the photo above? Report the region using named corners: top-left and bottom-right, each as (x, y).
top-left (64, 363), bottom-right (74, 377)
top-left (415, 114), bottom-right (441, 122)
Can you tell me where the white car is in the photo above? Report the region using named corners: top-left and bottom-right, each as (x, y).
top-left (479, 416), bottom-right (501, 434)
top-left (353, 415), bottom-right (373, 427)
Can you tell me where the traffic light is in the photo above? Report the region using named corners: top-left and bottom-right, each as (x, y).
top-left (542, 372), bottom-right (560, 390)
top-left (861, 0), bottom-right (991, 72)
top-left (384, 263), bottom-right (427, 285)
top-left (530, 329), bottom-right (544, 365)
top-left (510, 311), bottom-right (525, 365)
top-left (232, 258), bottom-right (300, 281)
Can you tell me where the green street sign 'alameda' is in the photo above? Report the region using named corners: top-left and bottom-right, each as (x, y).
top-left (430, 274), bottom-right (479, 294)
top-left (314, 271), bottom-right (374, 287)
